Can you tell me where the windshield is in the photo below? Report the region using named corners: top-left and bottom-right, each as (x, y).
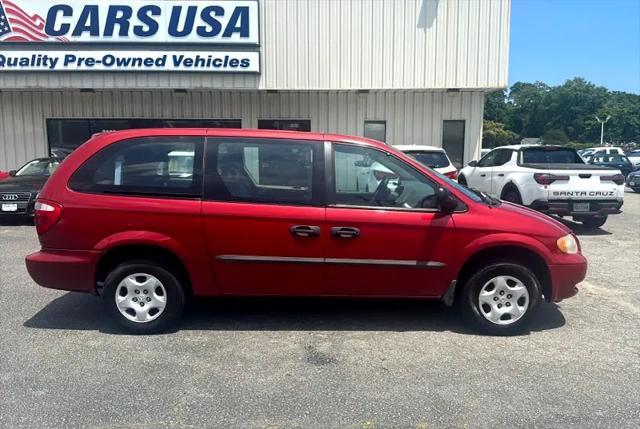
top-left (15, 159), bottom-right (60, 177)
top-left (406, 151), bottom-right (451, 168)
top-left (521, 147), bottom-right (583, 164)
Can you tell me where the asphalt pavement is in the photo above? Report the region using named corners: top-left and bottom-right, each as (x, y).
top-left (1, 192), bottom-right (639, 428)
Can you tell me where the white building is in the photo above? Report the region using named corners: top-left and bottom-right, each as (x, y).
top-left (0, 0), bottom-right (510, 170)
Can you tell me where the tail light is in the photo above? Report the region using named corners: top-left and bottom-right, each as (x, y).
top-left (534, 173), bottom-right (569, 185)
top-left (444, 170), bottom-right (458, 180)
top-left (34, 200), bottom-right (63, 235)
top-left (601, 174), bottom-right (625, 185)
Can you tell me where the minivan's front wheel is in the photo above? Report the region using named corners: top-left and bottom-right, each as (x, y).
top-left (102, 261), bottom-right (185, 334)
top-left (458, 262), bottom-right (541, 335)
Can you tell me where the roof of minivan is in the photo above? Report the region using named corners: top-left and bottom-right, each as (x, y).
top-left (394, 145), bottom-right (444, 152)
top-left (95, 128), bottom-right (390, 151)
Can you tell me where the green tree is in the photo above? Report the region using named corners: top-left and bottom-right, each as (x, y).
top-left (483, 120), bottom-right (520, 148)
top-left (541, 129), bottom-right (569, 146)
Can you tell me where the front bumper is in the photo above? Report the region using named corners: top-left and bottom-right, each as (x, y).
top-left (0, 192), bottom-right (36, 216)
top-left (529, 199), bottom-right (623, 216)
top-left (548, 257), bottom-right (587, 302)
top-left (25, 249), bottom-right (102, 294)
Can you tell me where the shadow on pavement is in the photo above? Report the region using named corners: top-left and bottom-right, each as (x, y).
top-left (0, 217), bottom-right (34, 227)
top-left (556, 217), bottom-right (612, 236)
top-left (24, 292), bottom-right (566, 336)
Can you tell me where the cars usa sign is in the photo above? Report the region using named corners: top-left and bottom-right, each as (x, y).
top-left (0, 0), bottom-right (259, 44)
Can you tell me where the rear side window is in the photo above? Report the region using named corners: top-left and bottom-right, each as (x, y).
top-left (493, 149), bottom-right (514, 166)
top-left (405, 151), bottom-right (451, 168)
top-left (521, 148), bottom-right (583, 164)
top-left (205, 138), bottom-right (323, 205)
top-left (69, 136), bottom-right (204, 197)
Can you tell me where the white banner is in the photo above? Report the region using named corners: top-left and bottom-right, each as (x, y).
top-left (0, 0), bottom-right (259, 44)
top-left (0, 51), bottom-right (260, 72)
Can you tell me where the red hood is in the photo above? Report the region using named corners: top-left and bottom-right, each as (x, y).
top-left (494, 201), bottom-right (572, 237)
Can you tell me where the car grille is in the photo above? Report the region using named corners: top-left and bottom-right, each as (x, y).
top-left (0, 192), bottom-right (32, 202)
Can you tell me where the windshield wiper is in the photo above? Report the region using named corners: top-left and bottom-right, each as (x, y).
top-left (468, 187), bottom-right (501, 206)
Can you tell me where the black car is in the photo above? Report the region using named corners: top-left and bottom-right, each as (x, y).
top-left (0, 158), bottom-right (61, 217)
top-left (588, 154), bottom-right (635, 177)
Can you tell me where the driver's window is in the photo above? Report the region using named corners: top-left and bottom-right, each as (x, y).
top-left (332, 144), bottom-right (437, 209)
top-left (477, 150), bottom-right (497, 167)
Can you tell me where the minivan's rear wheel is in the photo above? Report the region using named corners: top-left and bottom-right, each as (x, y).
top-left (582, 216), bottom-right (607, 229)
top-left (458, 262), bottom-right (541, 335)
top-left (102, 261), bottom-right (185, 334)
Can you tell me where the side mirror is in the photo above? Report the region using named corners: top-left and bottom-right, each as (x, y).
top-left (436, 187), bottom-right (459, 213)
top-left (8, 170), bottom-right (16, 177)
top-left (467, 160), bottom-right (478, 167)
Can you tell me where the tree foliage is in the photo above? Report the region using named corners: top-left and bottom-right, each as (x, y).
top-left (483, 78), bottom-right (640, 147)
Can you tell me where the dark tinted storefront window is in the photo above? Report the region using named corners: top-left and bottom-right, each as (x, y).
top-left (442, 120), bottom-right (465, 169)
top-left (364, 121), bottom-right (387, 143)
top-left (258, 120), bottom-right (311, 132)
top-left (47, 118), bottom-right (241, 158)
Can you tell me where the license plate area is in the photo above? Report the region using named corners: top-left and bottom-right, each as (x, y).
top-left (573, 202), bottom-right (590, 212)
top-left (1, 203), bottom-right (18, 212)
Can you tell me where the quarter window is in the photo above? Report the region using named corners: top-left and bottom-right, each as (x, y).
top-left (332, 144), bottom-right (437, 209)
top-left (206, 139), bottom-right (322, 205)
top-left (69, 136), bottom-right (204, 197)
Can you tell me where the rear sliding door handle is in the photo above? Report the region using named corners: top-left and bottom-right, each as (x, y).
top-left (290, 225), bottom-right (321, 237)
top-left (331, 227), bottom-right (361, 238)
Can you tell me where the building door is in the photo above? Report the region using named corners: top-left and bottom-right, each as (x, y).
top-left (442, 120), bottom-right (465, 169)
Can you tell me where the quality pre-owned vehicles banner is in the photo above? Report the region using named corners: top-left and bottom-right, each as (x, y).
top-left (0, 0), bottom-right (259, 44)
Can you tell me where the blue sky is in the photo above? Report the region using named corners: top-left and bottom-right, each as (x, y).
top-left (509, 0), bottom-right (640, 93)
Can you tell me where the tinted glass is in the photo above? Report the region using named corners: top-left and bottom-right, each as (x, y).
top-left (442, 120), bottom-right (465, 169)
top-left (16, 159), bottom-right (60, 177)
top-left (406, 151), bottom-right (450, 168)
top-left (333, 144), bottom-right (437, 209)
top-left (258, 120), bottom-right (311, 132)
top-left (69, 136), bottom-right (204, 197)
top-left (364, 121), bottom-right (387, 143)
top-left (206, 139), bottom-right (321, 205)
top-left (521, 148), bottom-right (583, 164)
top-left (477, 150), bottom-right (498, 167)
top-left (493, 149), bottom-right (513, 166)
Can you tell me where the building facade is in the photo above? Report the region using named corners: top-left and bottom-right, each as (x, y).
top-left (0, 0), bottom-right (510, 170)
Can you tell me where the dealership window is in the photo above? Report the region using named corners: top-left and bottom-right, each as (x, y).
top-left (363, 121), bottom-right (387, 143)
top-left (69, 136), bottom-right (204, 197)
top-left (332, 144), bottom-right (437, 209)
top-left (258, 120), bottom-right (311, 132)
top-left (442, 120), bottom-right (465, 169)
top-left (206, 139), bottom-right (322, 205)
top-left (47, 118), bottom-right (240, 158)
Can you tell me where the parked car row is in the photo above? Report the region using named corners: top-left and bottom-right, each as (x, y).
top-left (25, 129), bottom-right (587, 335)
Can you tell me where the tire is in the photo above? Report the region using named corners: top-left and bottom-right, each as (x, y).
top-left (102, 260), bottom-right (186, 334)
top-left (582, 216), bottom-right (607, 228)
top-left (501, 186), bottom-right (523, 205)
top-left (457, 262), bottom-right (542, 336)
top-left (458, 175), bottom-right (468, 186)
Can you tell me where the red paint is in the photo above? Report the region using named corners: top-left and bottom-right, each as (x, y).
top-left (0, 171), bottom-right (9, 181)
top-left (25, 128), bottom-right (586, 302)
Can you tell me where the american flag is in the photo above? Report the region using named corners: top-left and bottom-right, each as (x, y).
top-left (0, 0), bottom-right (67, 42)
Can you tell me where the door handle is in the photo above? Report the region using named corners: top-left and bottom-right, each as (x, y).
top-left (331, 227), bottom-right (361, 238)
top-left (497, 173), bottom-right (505, 177)
top-left (480, 174), bottom-right (487, 177)
top-left (290, 225), bottom-right (321, 237)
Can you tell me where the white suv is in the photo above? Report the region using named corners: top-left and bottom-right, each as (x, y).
top-left (458, 145), bottom-right (625, 228)
top-left (395, 145), bottom-right (458, 179)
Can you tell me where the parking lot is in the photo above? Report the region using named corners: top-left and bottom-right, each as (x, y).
top-left (0, 193), bottom-right (638, 429)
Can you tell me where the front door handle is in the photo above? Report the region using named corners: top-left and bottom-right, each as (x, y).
top-left (290, 225), bottom-right (321, 237)
top-left (480, 174), bottom-right (487, 177)
top-left (331, 227), bottom-right (361, 238)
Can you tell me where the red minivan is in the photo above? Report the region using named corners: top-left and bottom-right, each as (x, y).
top-left (26, 129), bottom-right (586, 335)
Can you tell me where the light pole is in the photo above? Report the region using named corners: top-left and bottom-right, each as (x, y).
top-left (594, 115), bottom-right (611, 146)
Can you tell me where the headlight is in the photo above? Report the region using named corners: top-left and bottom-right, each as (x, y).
top-left (557, 234), bottom-right (579, 254)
